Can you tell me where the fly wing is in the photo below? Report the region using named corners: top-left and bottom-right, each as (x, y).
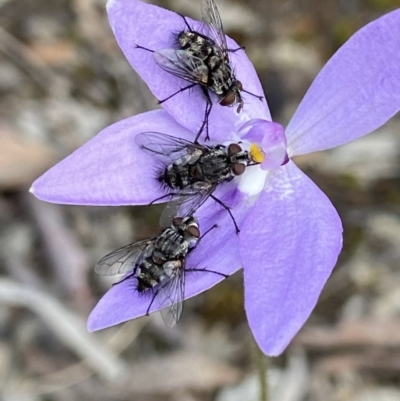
top-left (135, 132), bottom-right (205, 166)
top-left (159, 185), bottom-right (215, 228)
top-left (157, 263), bottom-right (185, 327)
top-left (94, 239), bottom-right (150, 276)
top-left (154, 49), bottom-right (209, 86)
top-left (201, 0), bottom-right (228, 56)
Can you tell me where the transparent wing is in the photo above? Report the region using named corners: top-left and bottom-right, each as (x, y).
top-left (94, 239), bottom-right (150, 276)
top-left (157, 263), bottom-right (185, 327)
top-left (154, 49), bottom-right (209, 86)
top-left (201, 0), bottom-right (228, 56)
top-left (135, 132), bottom-right (206, 166)
top-left (159, 185), bottom-right (215, 228)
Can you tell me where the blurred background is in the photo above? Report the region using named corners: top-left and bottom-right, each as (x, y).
top-left (0, 0), bottom-right (400, 400)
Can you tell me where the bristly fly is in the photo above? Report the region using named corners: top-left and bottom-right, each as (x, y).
top-left (136, 0), bottom-right (263, 142)
top-left (135, 132), bottom-right (265, 233)
top-left (95, 216), bottom-right (226, 327)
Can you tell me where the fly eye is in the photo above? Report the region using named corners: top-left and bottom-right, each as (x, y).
top-left (228, 143), bottom-right (242, 156)
top-left (237, 81), bottom-right (243, 91)
top-left (187, 225), bottom-right (200, 238)
top-left (233, 163), bottom-right (245, 176)
top-left (220, 92), bottom-right (236, 106)
top-left (172, 217), bottom-right (184, 227)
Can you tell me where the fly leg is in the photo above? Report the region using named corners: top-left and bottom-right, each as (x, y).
top-left (149, 193), bottom-right (175, 205)
top-left (113, 271), bottom-right (135, 286)
top-left (135, 44), bottom-right (154, 53)
top-left (145, 289), bottom-right (159, 316)
top-left (150, 191), bottom-right (193, 205)
top-left (136, 42), bottom-right (198, 104)
top-left (210, 194), bottom-right (240, 234)
top-left (194, 88), bottom-right (213, 143)
top-left (136, 44), bottom-right (198, 104)
top-left (188, 223), bottom-right (218, 254)
top-left (227, 46), bottom-right (245, 53)
top-left (113, 262), bottom-right (141, 286)
top-left (178, 14), bottom-right (192, 31)
top-left (187, 267), bottom-right (228, 279)
top-left (158, 83), bottom-right (197, 105)
top-left (241, 88), bottom-right (264, 102)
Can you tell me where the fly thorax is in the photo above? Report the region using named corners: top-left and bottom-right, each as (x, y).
top-left (199, 150), bottom-right (230, 183)
top-left (189, 164), bottom-right (204, 181)
top-left (208, 55), bottom-right (223, 71)
top-left (159, 231), bottom-right (185, 260)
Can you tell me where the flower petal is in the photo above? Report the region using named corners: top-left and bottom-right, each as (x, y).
top-left (88, 188), bottom-right (250, 331)
top-left (240, 119), bottom-right (288, 170)
top-left (31, 110), bottom-right (194, 205)
top-left (287, 9), bottom-right (400, 156)
top-left (107, 0), bottom-right (270, 142)
top-left (239, 162), bottom-right (343, 355)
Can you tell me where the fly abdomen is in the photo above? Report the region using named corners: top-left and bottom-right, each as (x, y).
top-left (163, 163), bottom-right (191, 190)
top-left (137, 259), bottom-right (162, 290)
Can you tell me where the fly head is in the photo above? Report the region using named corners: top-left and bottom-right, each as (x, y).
top-left (172, 216), bottom-right (200, 243)
top-left (219, 80), bottom-right (244, 112)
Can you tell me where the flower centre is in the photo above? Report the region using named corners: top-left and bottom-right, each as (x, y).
top-left (239, 118), bottom-right (288, 171)
top-left (233, 119), bottom-right (289, 197)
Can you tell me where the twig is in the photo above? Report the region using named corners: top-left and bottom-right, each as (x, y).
top-left (0, 278), bottom-right (127, 382)
top-left (32, 320), bottom-right (147, 395)
top-left (25, 195), bottom-right (92, 307)
top-left (0, 25), bottom-right (68, 95)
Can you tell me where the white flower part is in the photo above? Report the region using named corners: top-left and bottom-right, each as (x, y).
top-left (237, 165), bottom-right (269, 196)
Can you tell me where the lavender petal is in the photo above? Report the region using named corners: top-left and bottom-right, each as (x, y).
top-left (287, 9), bottom-right (400, 156)
top-left (31, 110), bottom-right (193, 206)
top-left (239, 162), bottom-right (343, 355)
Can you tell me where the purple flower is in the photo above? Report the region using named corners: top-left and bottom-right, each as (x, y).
top-left (30, 0), bottom-right (400, 355)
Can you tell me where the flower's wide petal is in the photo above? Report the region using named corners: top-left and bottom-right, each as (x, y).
top-left (287, 9), bottom-right (400, 156)
top-left (31, 110), bottom-right (194, 205)
top-left (239, 162), bottom-right (343, 356)
top-left (107, 0), bottom-right (270, 142)
top-left (88, 188), bottom-right (249, 330)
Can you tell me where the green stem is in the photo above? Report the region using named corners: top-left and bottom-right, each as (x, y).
top-left (252, 338), bottom-right (268, 401)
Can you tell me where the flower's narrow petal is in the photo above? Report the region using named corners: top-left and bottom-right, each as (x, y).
top-left (31, 110), bottom-right (194, 205)
top-left (88, 188), bottom-right (250, 331)
top-left (240, 119), bottom-right (287, 170)
top-left (287, 9), bottom-right (400, 156)
top-left (107, 0), bottom-right (270, 142)
top-left (239, 162), bottom-right (343, 356)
